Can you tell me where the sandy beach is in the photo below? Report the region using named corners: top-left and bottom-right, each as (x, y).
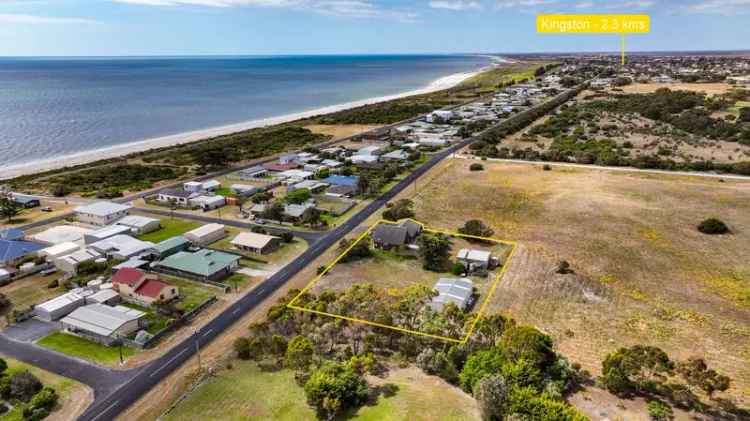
top-left (0, 61), bottom-right (503, 180)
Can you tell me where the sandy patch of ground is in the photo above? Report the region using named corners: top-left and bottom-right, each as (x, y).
top-left (304, 124), bottom-right (383, 140)
top-left (619, 82), bottom-right (735, 96)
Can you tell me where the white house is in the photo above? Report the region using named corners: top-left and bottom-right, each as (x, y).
top-left (189, 195), bottom-right (226, 211)
top-left (60, 304), bottom-right (145, 345)
top-left (457, 249), bottom-right (493, 272)
top-left (115, 215), bottom-right (161, 235)
top-left (89, 235), bottom-right (155, 260)
top-left (84, 225), bottom-right (133, 245)
top-left (75, 202), bottom-right (132, 226)
top-left (35, 288), bottom-right (95, 321)
top-left (39, 242), bottom-right (81, 261)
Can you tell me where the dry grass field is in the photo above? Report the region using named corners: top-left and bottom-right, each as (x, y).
top-left (391, 158), bottom-right (750, 407)
top-left (620, 82), bottom-right (735, 96)
top-left (304, 124), bottom-right (383, 139)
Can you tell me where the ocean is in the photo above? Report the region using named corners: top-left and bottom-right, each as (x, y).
top-left (0, 55), bottom-right (492, 173)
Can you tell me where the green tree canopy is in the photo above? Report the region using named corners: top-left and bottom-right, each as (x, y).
top-left (304, 362), bottom-right (369, 420)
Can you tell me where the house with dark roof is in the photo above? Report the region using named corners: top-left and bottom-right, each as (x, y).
top-left (112, 268), bottom-right (179, 307)
top-left (156, 189), bottom-right (197, 207)
top-left (12, 195), bottom-right (40, 208)
top-left (371, 220), bottom-right (422, 250)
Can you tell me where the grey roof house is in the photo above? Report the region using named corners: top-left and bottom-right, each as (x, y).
top-left (430, 278), bottom-right (474, 312)
top-left (372, 220), bottom-right (422, 249)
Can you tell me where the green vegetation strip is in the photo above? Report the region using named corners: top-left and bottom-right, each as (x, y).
top-left (36, 332), bottom-right (136, 366)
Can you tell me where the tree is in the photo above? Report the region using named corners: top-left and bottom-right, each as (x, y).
top-left (697, 218), bottom-right (729, 235)
top-left (470, 163), bottom-right (484, 171)
top-left (507, 386), bottom-right (588, 421)
top-left (458, 220), bottom-right (495, 239)
top-left (676, 357), bottom-right (730, 399)
top-left (260, 201), bottom-right (285, 222)
top-left (286, 335), bottom-right (315, 372)
top-left (29, 387), bottom-right (58, 412)
top-left (0, 358), bottom-right (6, 376)
top-left (233, 337), bottom-right (251, 360)
top-left (304, 362), bottom-right (369, 420)
top-left (286, 188), bottom-right (312, 205)
top-left (356, 176), bottom-right (369, 196)
top-left (338, 237), bottom-right (372, 263)
top-left (460, 350), bottom-right (506, 393)
top-left (739, 106), bottom-right (750, 123)
top-left (0, 195), bottom-right (21, 223)
top-left (417, 232), bottom-right (452, 272)
top-left (382, 199), bottom-right (415, 222)
top-left (475, 374), bottom-right (511, 421)
top-left (600, 345), bottom-right (674, 396)
top-left (9, 371), bottom-right (43, 402)
top-left (499, 326), bottom-right (555, 371)
top-left (301, 207), bottom-right (322, 227)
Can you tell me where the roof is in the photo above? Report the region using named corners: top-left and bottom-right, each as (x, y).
top-left (0, 239), bottom-right (44, 263)
top-left (202, 180), bottom-right (221, 189)
top-left (0, 228), bottom-right (25, 241)
top-left (75, 201), bottom-right (132, 217)
top-left (263, 162), bottom-right (300, 172)
top-left (88, 289), bottom-right (119, 303)
top-left (153, 236), bottom-right (190, 254)
top-left (31, 225), bottom-right (92, 245)
top-left (231, 232), bottom-right (280, 250)
top-left (13, 195), bottom-right (40, 205)
top-left (36, 289), bottom-right (92, 314)
top-left (112, 258), bottom-right (149, 271)
top-left (40, 242), bottom-right (80, 257)
top-left (112, 267), bottom-right (147, 287)
top-left (327, 185), bottom-right (357, 196)
top-left (59, 248), bottom-right (101, 264)
top-left (61, 304), bottom-right (144, 337)
top-left (116, 215), bottom-right (160, 228)
top-left (432, 278), bottom-right (474, 309)
top-left (284, 203), bottom-right (314, 218)
top-left (86, 225), bottom-right (132, 241)
top-left (399, 220), bottom-right (422, 238)
top-left (383, 150), bottom-right (408, 160)
top-left (230, 184), bottom-right (260, 192)
top-left (457, 249), bottom-right (491, 263)
top-left (241, 165), bottom-right (266, 175)
top-left (159, 188), bottom-right (194, 199)
top-left (322, 175), bottom-right (359, 187)
top-left (134, 278), bottom-right (171, 298)
top-left (372, 224), bottom-right (407, 246)
top-left (157, 249), bottom-right (240, 277)
top-left (89, 235), bottom-right (155, 258)
top-left (185, 223), bottom-right (225, 239)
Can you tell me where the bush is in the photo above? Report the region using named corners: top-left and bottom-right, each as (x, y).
top-left (233, 337), bottom-right (251, 360)
top-left (304, 362), bottom-right (369, 420)
top-left (469, 163), bottom-right (484, 171)
top-left (543, 164), bottom-right (552, 171)
top-left (451, 262), bottom-right (466, 276)
top-left (647, 400), bottom-right (674, 420)
top-left (697, 218), bottom-right (729, 235)
top-left (499, 326), bottom-right (555, 371)
top-left (9, 371), bottom-right (43, 402)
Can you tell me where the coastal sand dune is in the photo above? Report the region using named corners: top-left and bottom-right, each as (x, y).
top-left (0, 65), bottom-right (499, 180)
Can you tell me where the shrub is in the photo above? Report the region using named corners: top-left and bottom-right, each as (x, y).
top-left (451, 262), bottom-right (466, 276)
top-left (499, 326), bottom-right (555, 371)
top-left (460, 350), bottom-right (506, 393)
top-left (469, 163), bottom-right (484, 171)
top-left (458, 219), bottom-right (495, 239)
top-left (233, 337), bottom-right (251, 360)
top-left (9, 371), bottom-right (43, 402)
top-left (543, 164), bottom-right (552, 171)
top-left (304, 362), bottom-right (369, 420)
top-left (697, 218), bottom-right (729, 235)
top-left (647, 400), bottom-right (674, 420)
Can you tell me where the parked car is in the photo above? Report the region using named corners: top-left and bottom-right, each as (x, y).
top-left (41, 206), bottom-right (53, 212)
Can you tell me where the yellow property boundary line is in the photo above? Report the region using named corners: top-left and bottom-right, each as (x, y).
top-left (287, 218), bottom-right (518, 344)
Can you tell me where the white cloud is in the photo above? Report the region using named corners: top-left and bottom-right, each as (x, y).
top-left (0, 13), bottom-right (96, 24)
top-left (112, 0), bottom-right (418, 20)
top-left (429, 0), bottom-right (482, 11)
top-left (495, 0), bottom-right (559, 8)
top-left (682, 0), bottom-right (750, 14)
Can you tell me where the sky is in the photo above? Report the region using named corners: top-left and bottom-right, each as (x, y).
top-left (0, 0), bottom-right (749, 56)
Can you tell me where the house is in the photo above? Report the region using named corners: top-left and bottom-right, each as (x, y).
top-left (457, 249), bottom-right (493, 272)
top-left (151, 236), bottom-right (191, 259)
top-left (263, 162), bottom-right (300, 172)
top-left (60, 304), bottom-right (145, 345)
top-left (426, 110), bottom-right (456, 123)
top-left (31, 225), bottom-right (92, 246)
top-left (278, 170), bottom-right (314, 182)
top-left (350, 154), bottom-right (379, 165)
top-left (430, 278), bottom-right (474, 312)
top-left (156, 189), bottom-right (195, 207)
top-left (189, 195), bottom-right (226, 211)
top-left (88, 289), bottom-right (121, 306)
top-left (325, 185), bottom-right (358, 198)
top-left (112, 258), bottom-right (150, 272)
top-left (12, 195), bottom-right (40, 208)
top-left (0, 238), bottom-right (45, 267)
top-left (230, 232), bottom-right (282, 255)
top-left (0, 228), bottom-right (25, 241)
top-left (89, 235), bottom-right (155, 261)
top-left (357, 145), bottom-right (383, 156)
top-left (303, 163), bottom-right (327, 174)
top-left (155, 249), bottom-right (240, 282)
top-left (74, 202), bottom-right (132, 226)
top-left (322, 159), bottom-right (343, 169)
top-left (184, 179), bottom-right (220, 193)
top-left (112, 268), bottom-right (179, 307)
top-left (288, 180), bottom-right (329, 193)
top-left (84, 225), bottom-right (133, 245)
top-left (230, 184), bottom-right (261, 197)
top-left (238, 165), bottom-right (267, 179)
top-left (284, 202), bottom-right (315, 220)
top-left (322, 175), bottom-right (359, 187)
top-left (115, 215), bottom-right (161, 235)
top-left (371, 220), bottom-right (422, 250)
top-left (382, 149), bottom-right (408, 161)
top-left (54, 248), bottom-right (102, 274)
top-left (184, 223), bottom-right (226, 246)
top-left (0, 268), bottom-right (12, 283)
top-left (279, 154), bottom-right (298, 164)
top-left (35, 288), bottom-right (96, 321)
top-left (39, 242), bottom-right (81, 262)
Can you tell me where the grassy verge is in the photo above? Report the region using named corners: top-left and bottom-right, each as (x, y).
top-left (36, 332), bottom-right (136, 366)
top-left (158, 275), bottom-right (218, 312)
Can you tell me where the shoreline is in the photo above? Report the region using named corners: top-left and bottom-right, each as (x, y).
top-left (1, 59), bottom-right (506, 180)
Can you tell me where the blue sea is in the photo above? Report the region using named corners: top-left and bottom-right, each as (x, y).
top-left (0, 55), bottom-right (491, 171)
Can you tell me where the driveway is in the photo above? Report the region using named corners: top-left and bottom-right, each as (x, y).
top-left (2, 318), bottom-right (58, 342)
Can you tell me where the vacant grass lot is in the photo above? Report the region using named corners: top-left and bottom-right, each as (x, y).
top-left (0, 273), bottom-right (64, 312)
top-left (159, 275), bottom-right (219, 312)
top-left (37, 332), bottom-right (136, 366)
top-left (162, 363), bottom-right (478, 421)
top-left (0, 357), bottom-right (92, 421)
top-left (137, 217), bottom-right (200, 243)
top-left (394, 159), bottom-right (750, 407)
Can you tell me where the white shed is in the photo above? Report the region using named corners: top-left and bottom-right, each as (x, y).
top-left (184, 223), bottom-right (226, 246)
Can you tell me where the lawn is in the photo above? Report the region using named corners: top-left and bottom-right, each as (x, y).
top-left (158, 275), bottom-right (218, 312)
top-left (0, 357), bottom-right (91, 421)
top-left (397, 158), bottom-right (750, 406)
top-left (137, 217), bottom-right (200, 243)
top-left (162, 363), bottom-right (477, 421)
top-left (36, 332), bottom-right (136, 366)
